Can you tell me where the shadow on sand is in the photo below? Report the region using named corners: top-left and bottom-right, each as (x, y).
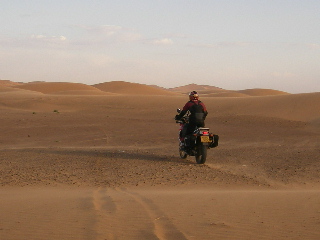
top-left (12, 148), bottom-right (196, 165)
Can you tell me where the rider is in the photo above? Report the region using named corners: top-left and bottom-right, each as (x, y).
top-left (175, 91), bottom-right (208, 145)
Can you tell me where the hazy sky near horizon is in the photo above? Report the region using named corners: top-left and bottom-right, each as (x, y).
top-left (1, 0), bottom-right (320, 93)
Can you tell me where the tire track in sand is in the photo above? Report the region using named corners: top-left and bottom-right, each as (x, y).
top-left (91, 187), bottom-right (187, 240)
top-left (119, 188), bottom-right (188, 240)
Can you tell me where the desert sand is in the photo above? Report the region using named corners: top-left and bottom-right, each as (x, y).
top-left (0, 80), bottom-right (319, 240)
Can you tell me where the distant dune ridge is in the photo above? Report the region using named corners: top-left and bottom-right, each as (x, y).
top-left (237, 88), bottom-right (289, 96)
top-left (93, 81), bottom-right (175, 95)
top-left (0, 79), bottom-right (23, 87)
top-left (1, 80), bottom-right (320, 122)
top-left (12, 82), bottom-right (108, 95)
top-left (168, 83), bottom-right (226, 93)
top-left (1, 80), bottom-right (291, 96)
top-left (0, 79), bottom-right (319, 122)
top-left (1, 79), bottom-right (320, 122)
top-left (168, 83), bottom-right (289, 97)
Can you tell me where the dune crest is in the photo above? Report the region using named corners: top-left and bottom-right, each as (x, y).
top-left (168, 84), bottom-right (290, 97)
top-left (237, 88), bottom-right (289, 96)
top-left (0, 85), bottom-right (22, 93)
top-left (1, 80), bottom-right (309, 97)
top-left (203, 91), bottom-right (250, 98)
top-left (168, 83), bottom-right (225, 93)
top-left (93, 81), bottom-right (176, 95)
top-left (0, 80), bottom-right (22, 87)
top-left (13, 82), bottom-right (106, 95)
top-left (0, 85), bottom-right (44, 95)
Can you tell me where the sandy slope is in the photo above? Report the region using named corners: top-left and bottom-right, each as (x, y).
top-left (0, 81), bottom-right (320, 239)
top-left (93, 81), bottom-right (176, 95)
top-left (168, 83), bottom-right (225, 93)
top-left (237, 88), bottom-right (289, 96)
top-left (13, 82), bottom-right (109, 95)
top-left (168, 84), bottom-right (289, 97)
top-left (1, 187), bottom-right (319, 240)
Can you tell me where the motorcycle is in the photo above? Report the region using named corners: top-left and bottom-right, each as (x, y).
top-left (175, 108), bottom-right (219, 164)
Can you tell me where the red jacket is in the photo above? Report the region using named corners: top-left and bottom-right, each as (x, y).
top-left (178, 100), bottom-right (208, 124)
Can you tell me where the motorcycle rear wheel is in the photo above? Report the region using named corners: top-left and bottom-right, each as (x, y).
top-left (195, 144), bottom-right (207, 164)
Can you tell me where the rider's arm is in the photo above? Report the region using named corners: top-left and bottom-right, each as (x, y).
top-left (200, 102), bottom-right (208, 119)
top-left (176, 102), bottom-right (191, 119)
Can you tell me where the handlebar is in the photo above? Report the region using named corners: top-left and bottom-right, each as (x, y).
top-left (175, 108), bottom-right (189, 124)
top-left (175, 116), bottom-right (189, 124)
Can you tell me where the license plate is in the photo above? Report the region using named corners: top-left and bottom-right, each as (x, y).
top-left (200, 136), bottom-right (211, 143)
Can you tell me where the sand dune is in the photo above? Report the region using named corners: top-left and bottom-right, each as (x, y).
top-left (203, 91), bottom-right (250, 97)
top-left (4, 80), bottom-right (292, 97)
top-left (237, 88), bottom-right (289, 96)
top-left (168, 84), bottom-right (289, 97)
top-left (203, 92), bottom-right (320, 122)
top-left (168, 83), bottom-right (225, 93)
top-left (0, 86), bottom-right (44, 96)
top-left (94, 81), bottom-right (176, 95)
top-left (0, 80), bottom-right (28, 93)
top-left (0, 79), bottom-right (22, 87)
top-left (13, 82), bottom-right (107, 95)
top-left (0, 85), bottom-right (23, 92)
top-left (52, 90), bottom-right (111, 95)
top-left (0, 80), bottom-right (320, 240)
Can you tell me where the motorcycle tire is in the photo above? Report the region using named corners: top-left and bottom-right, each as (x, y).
top-left (195, 144), bottom-right (207, 164)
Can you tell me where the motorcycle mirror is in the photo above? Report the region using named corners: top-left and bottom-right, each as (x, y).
top-left (177, 108), bottom-right (181, 113)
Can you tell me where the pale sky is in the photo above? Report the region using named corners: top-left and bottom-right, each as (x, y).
top-left (1, 0), bottom-right (320, 93)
